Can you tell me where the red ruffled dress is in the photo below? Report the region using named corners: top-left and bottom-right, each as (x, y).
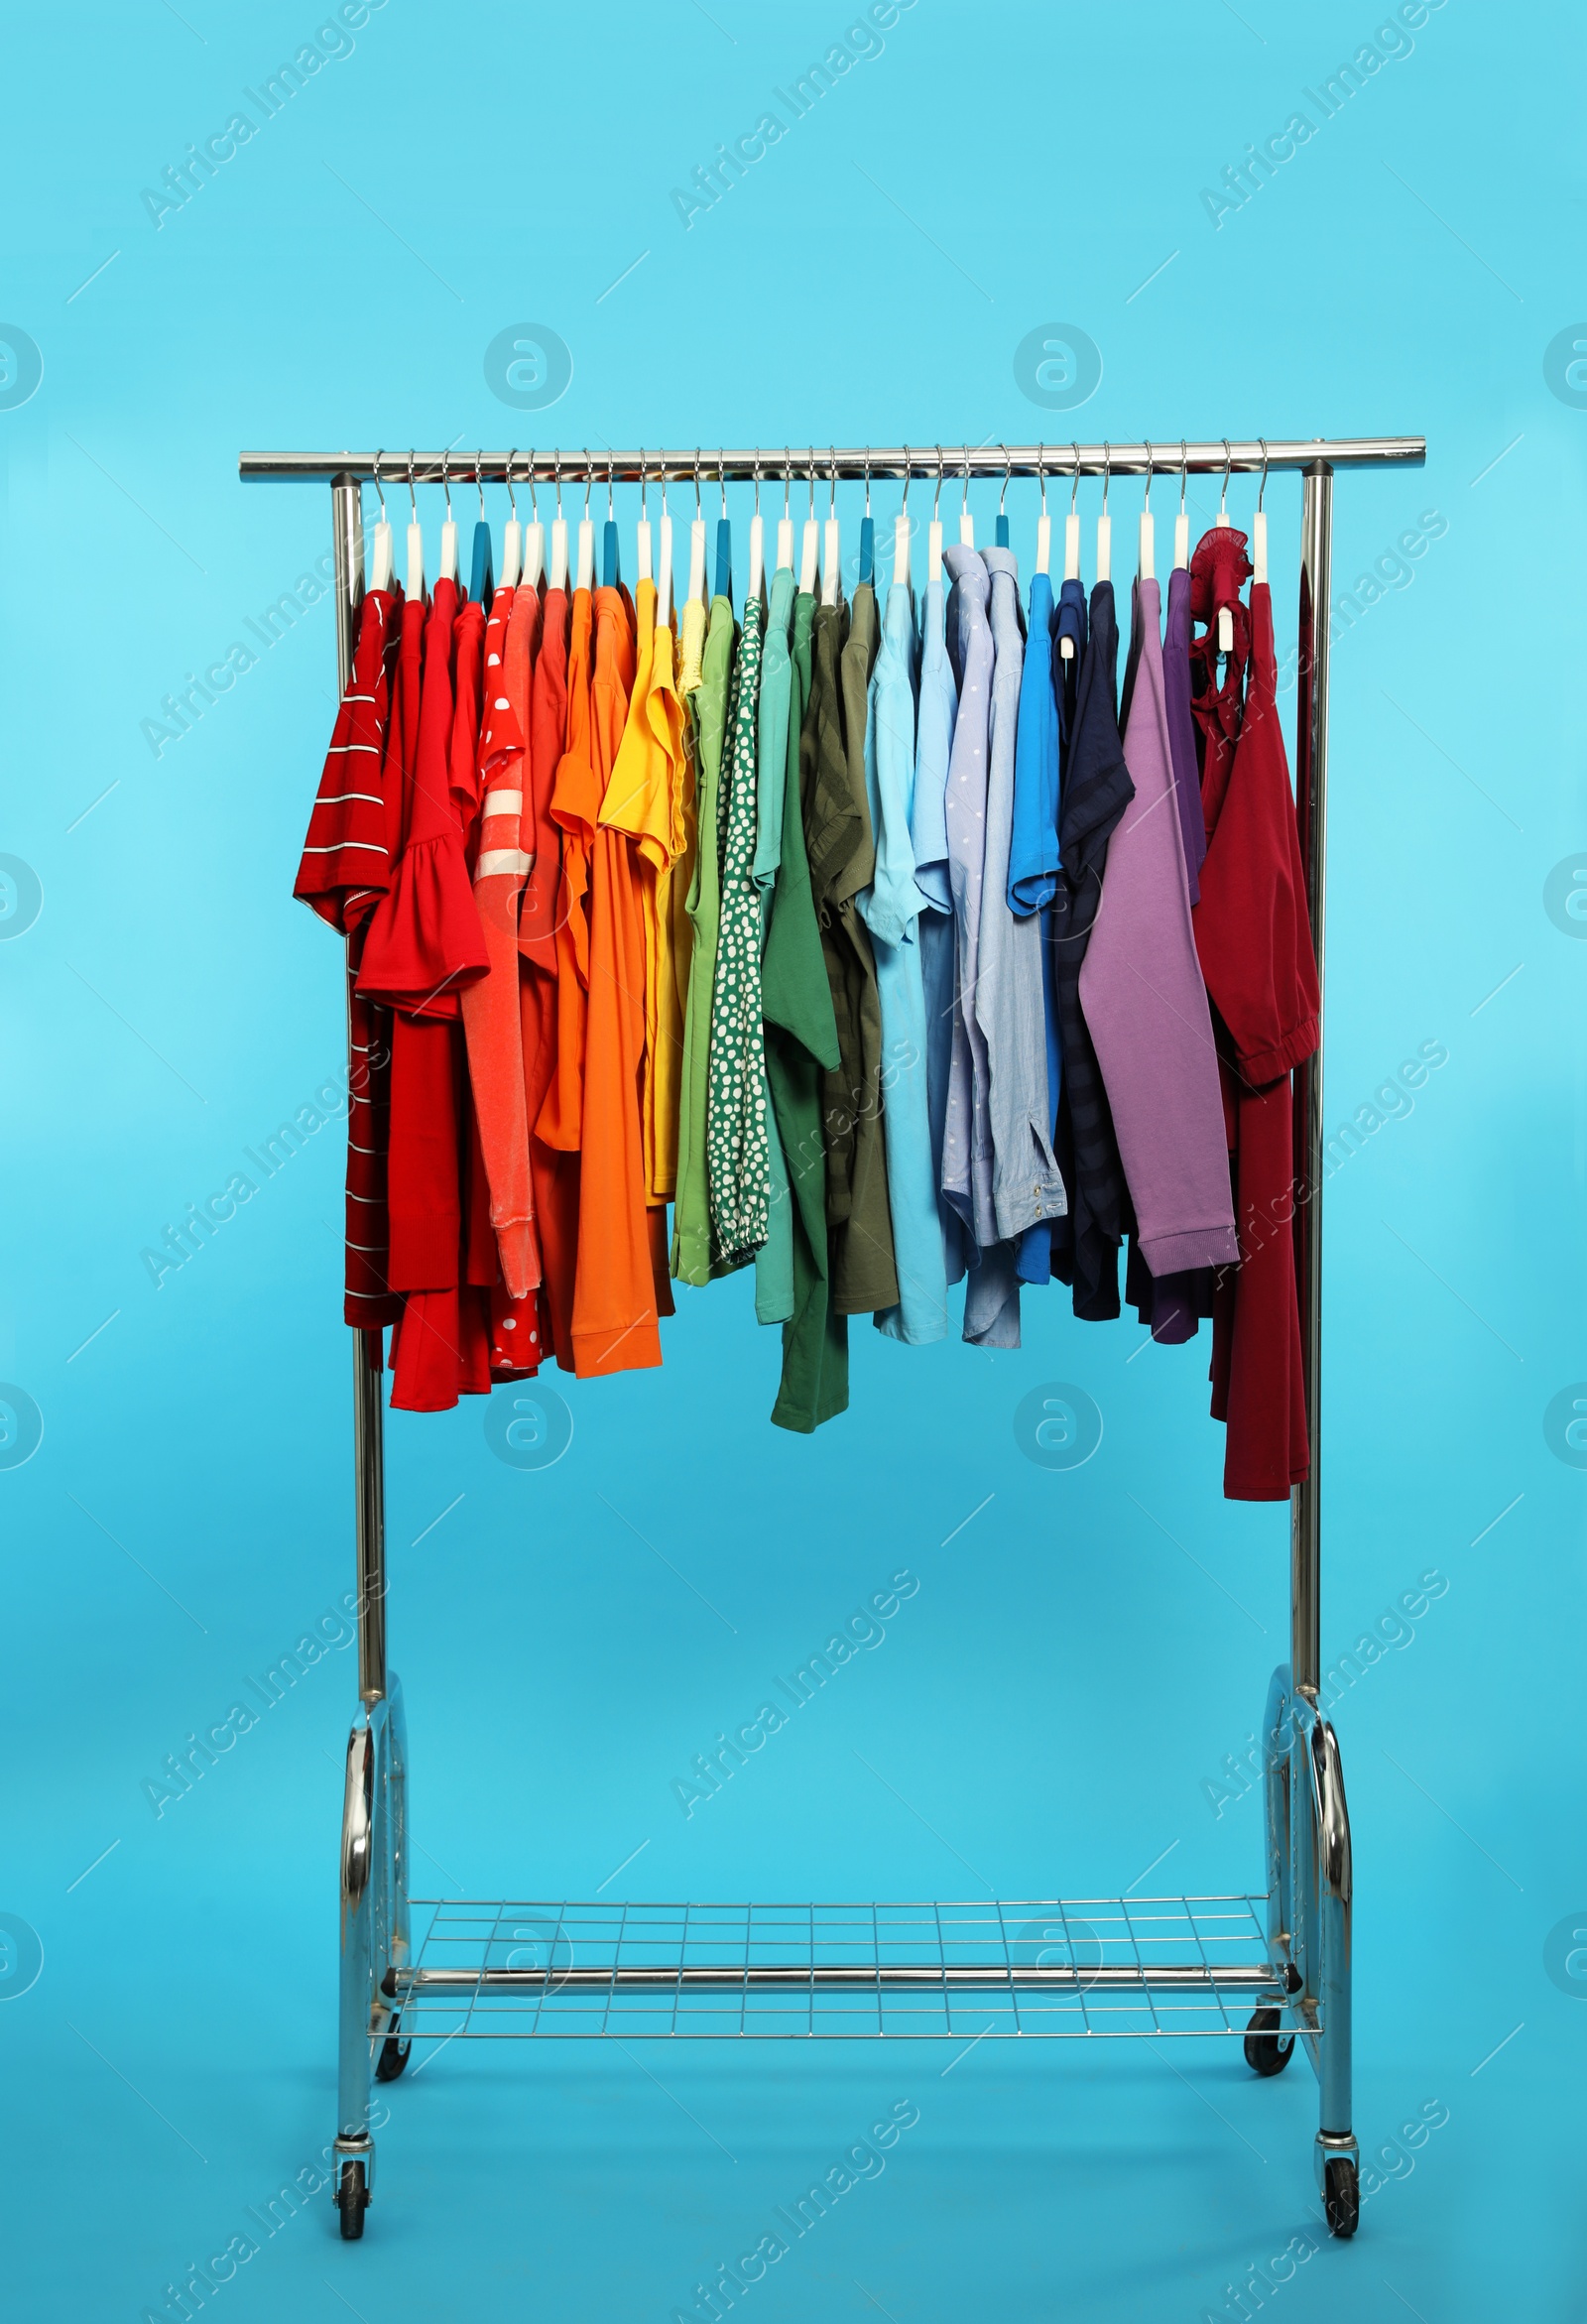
top-left (1189, 529), bottom-right (1320, 1500)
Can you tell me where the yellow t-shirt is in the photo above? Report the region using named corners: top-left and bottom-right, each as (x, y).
top-left (604, 578), bottom-right (691, 1200)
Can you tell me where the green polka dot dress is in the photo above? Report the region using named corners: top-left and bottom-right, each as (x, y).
top-left (706, 591), bottom-right (769, 1270)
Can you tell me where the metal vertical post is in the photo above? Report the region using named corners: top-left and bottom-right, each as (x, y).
top-left (1290, 462), bottom-right (1332, 1704)
top-left (329, 472), bottom-right (388, 1706)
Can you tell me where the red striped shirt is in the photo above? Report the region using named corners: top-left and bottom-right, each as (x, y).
top-left (294, 587), bottom-right (399, 933)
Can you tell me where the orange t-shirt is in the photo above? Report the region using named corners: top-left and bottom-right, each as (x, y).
top-left (570, 584), bottom-right (661, 1377)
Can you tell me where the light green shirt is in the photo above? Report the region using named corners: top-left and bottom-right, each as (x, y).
top-left (671, 594), bottom-right (736, 1284)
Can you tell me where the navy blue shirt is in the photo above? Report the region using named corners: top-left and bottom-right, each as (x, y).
top-left (1049, 581), bottom-right (1136, 1319)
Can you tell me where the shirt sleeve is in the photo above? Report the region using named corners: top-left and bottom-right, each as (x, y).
top-left (294, 588), bottom-right (394, 932)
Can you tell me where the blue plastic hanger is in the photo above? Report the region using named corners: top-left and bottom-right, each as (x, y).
top-left (601, 458), bottom-right (619, 587)
top-left (468, 455), bottom-right (493, 609)
top-left (714, 464), bottom-right (731, 602)
top-left (995, 445), bottom-right (1012, 549)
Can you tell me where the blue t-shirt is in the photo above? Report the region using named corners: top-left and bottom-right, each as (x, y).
top-left (861, 580), bottom-right (949, 1345)
top-left (1009, 570), bottom-right (1060, 914)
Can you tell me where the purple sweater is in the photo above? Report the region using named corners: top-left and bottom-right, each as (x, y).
top-left (1077, 578), bottom-right (1237, 1278)
top-left (1162, 565), bottom-right (1208, 905)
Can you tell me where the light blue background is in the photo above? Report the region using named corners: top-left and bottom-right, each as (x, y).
top-left (2, 2), bottom-right (1580, 2316)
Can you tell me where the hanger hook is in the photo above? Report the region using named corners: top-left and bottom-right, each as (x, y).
top-left (720, 457), bottom-right (728, 522)
top-left (829, 445), bottom-right (838, 516)
top-left (504, 450), bottom-right (517, 521)
top-left (784, 448), bottom-right (792, 519)
top-left (1179, 437), bottom-right (1188, 514)
top-left (1143, 439), bottom-right (1154, 510)
top-left (1037, 443), bottom-right (1046, 518)
top-left (607, 455), bottom-right (616, 522)
top-left (999, 443), bottom-right (1011, 516)
top-left (863, 447), bottom-right (872, 516)
top-left (551, 447), bottom-right (561, 518)
top-left (1101, 441), bottom-right (1111, 514)
top-left (961, 446), bottom-right (971, 513)
top-left (638, 449), bottom-right (648, 521)
top-left (753, 454), bottom-right (761, 517)
top-left (1220, 437), bottom-right (1232, 513)
top-left (808, 447), bottom-right (816, 520)
top-left (477, 451), bottom-right (486, 523)
top-left (371, 449), bottom-right (387, 521)
top-left (582, 456), bottom-right (591, 521)
top-left (932, 445), bottom-right (943, 521)
top-left (901, 444), bottom-right (912, 515)
top-left (1070, 442), bottom-right (1080, 514)
top-left (1258, 438), bottom-right (1270, 511)
top-left (407, 450), bottom-right (418, 521)
top-left (525, 448), bottom-right (537, 519)
top-left (441, 446), bottom-right (453, 521)
top-left (693, 449), bottom-right (701, 519)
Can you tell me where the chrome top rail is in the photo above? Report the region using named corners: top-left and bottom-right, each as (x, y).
top-left (240, 437), bottom-right (1425, 485)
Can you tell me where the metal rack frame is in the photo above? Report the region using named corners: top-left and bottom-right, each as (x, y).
top-left (239, 432), bottom-right (1425, 2243)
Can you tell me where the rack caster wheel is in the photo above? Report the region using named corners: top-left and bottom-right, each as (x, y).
top-left (1323, 2154), bottom-right (1359, 2239)
top-left (336, 2158), bottom-right (369, 2241)
top-left (1243, 2006), bottom-right (1294, 2078)
top-left (375, 2022), bottom-right (410, 2082)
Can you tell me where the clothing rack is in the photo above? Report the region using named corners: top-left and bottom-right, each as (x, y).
top-left (239, 436), bottom-right (1421, 486)
top-left (239, 432), bottom-right (1426, 2245)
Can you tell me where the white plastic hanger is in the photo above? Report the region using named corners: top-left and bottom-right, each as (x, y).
top-left (927, 445), bottom-right (943, 589)
top-left (1214, 439), bottom-right (1233, 651)
top-left (575, 463), bottom-right (594, 591)
top-left (958, 450), bottom-right (974, 549)
top-left (405, 452), bottom-right (424, 598)
top-left (499, 450), bottom-right (523, 590)
top-left (636, 451), bottom-right (654, 584)
top-left (894, 448), bottom-right (912, 589)
top-left (777, 452), bottom-right (794, 572)
top-left (1174, 439), bottom-right (1190, 572)
top-left (748, 459), bottom-right (765, 600)
top-left (438, 449), bottom-right (458, 583)
top-left (1095, 442), bottom-right (1112, 585)
top-left (1061, 444), bottom-right (1081, 662)
top-left (689, 453), bottom-right (708, 605)
top-left (1253, 438), bottom-right (1270, 585)
top-left (369, 451), bottom-right (394, 592)
top-left (1138, 441), bottom-right (1155, 583)
top-left (799, 452), bottom-right (819, 594)
top-left (1035, 445), bottom-right (1050, 577)
top-left (822, 449), bottom-right (840, 606)
top-left (549, 452), bottom-right (568, 592)
top-left (523, 452), bottom-right (545, 589)
top-left (658, 467), bottom-right (673, 630)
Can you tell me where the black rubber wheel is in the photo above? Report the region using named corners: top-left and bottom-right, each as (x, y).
top-left (1323, 2153), bottom-right (1360, 2239)
top-left (1243, 2005), bottom-right (1295, 2077)
top-left (336, 2158), bottom-right (368, 2241)
top-left (375, 2024), bottom-right (410, 2082)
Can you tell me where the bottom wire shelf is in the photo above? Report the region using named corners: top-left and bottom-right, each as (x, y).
top-left (385, 1895), bottom-right (1291, 2041)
